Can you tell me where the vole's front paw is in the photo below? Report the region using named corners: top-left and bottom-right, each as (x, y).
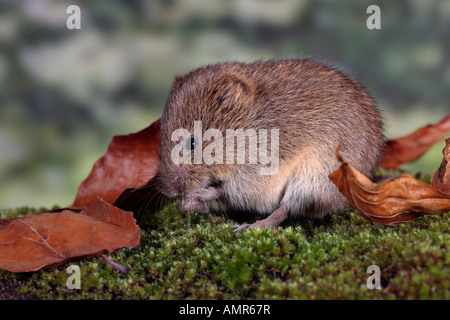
top-left (180, 196), bottom-right (207, 213)
top-left (180, 184), bottom-right (222, 213)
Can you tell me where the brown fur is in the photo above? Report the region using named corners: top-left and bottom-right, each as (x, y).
top-left (156, 58), bottom-right (384, 225)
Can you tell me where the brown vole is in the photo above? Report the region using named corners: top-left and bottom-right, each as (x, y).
top-left (156, 58), bottom-right (384, 231)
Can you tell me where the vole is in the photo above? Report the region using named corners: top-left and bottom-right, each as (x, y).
top-left (155, 58), bottom-right (384, 231)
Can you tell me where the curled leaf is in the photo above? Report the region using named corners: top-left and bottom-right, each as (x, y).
top-left (432, 138), bottom-right (450, 195)
top-left (0, 198), bottom-right (140, 272)
top-left (72, 119), bottom-right (161, 208)
top-left (329, 144), bottom-right (450, 226)
top-left (380, 115), bottom-right (450, 169)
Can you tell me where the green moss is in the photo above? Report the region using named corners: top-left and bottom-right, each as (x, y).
top-left (0, 197), bottom-right (449, 300)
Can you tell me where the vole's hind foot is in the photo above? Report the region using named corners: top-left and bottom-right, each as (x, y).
top-left (233, 204), bottom-right (289, 232)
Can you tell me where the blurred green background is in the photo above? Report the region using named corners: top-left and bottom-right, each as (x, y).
top-left (0, 0), bottom-right (449, 209)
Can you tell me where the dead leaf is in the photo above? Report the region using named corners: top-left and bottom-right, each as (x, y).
top-left (329, 144), bottom-right (450, 226)
top-left (0, 119), bottom-right (163, 273)
top-left (380, 115), bottom-right (450, 169)
top-left (0, 197), bottom-right (140, 272)
top-left (432, 138), bottom-right (450, 195)
top-left (72, 118), bottom-right (161, 209)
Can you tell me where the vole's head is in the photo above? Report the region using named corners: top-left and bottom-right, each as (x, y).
top-left (157, 65), bottom-right (258, 197)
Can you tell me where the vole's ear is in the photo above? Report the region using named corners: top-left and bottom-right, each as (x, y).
top-left (207, 75), bottom-right (257, 108)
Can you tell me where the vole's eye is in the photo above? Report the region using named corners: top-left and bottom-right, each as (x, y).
top-left (184, 134), bottom-right (198, 153)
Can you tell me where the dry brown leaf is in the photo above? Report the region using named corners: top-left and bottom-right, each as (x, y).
top-left (0, 119), bottom-right (165, 273)
top-left (380, 115), bottom-right (450, 169)
top-left (72, 118), bottom-right (161, 209)
top-left (432, 138), bottom-right (450, 195)
top-left (0, 198), bottom-right (140, 272)
top-left (329, 144), bottom-right (450, 226)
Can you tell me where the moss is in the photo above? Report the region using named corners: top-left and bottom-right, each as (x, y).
top-left (0, 195), bottom-right (449, 300)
